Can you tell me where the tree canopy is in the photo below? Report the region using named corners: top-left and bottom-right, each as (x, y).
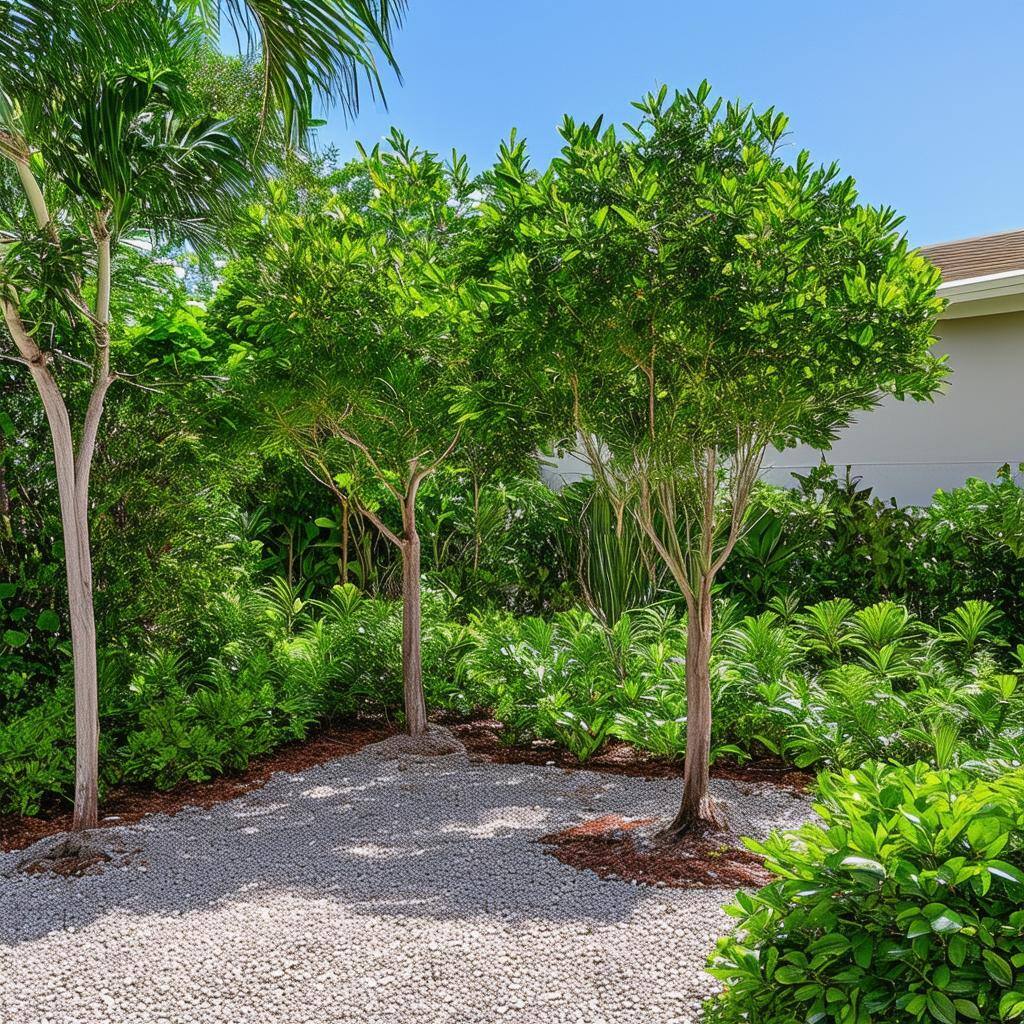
top-left (476, 82), bottom-right (947, 829)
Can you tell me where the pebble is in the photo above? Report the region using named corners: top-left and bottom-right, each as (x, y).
top-left (0, 753), bottom-right (812, 1024)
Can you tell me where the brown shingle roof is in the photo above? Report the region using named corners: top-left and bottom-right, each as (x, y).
top-left (921, 228), bottom-right (1024, 283)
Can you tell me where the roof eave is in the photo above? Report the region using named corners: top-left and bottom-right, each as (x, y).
top-left (937, 268), bottom-right (1024, 320)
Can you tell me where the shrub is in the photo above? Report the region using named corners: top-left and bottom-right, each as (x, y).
top-left (721, 464), bottom-right (1024, 642)
top-left (0, 691), bottom-right (78, 815)
top-left (707, 762), bottom-right (1024, 1024)
top-left (0, 580), bottom-right (464, 813)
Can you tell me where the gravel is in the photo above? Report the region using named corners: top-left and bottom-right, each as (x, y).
top-left (0, 748), bottom-right (813, 1024)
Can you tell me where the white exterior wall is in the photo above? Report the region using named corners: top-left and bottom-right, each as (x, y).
top-left (540, 309), bottom-right (1024, 507)
top-left (763, 310), bottom-right (1024, 504)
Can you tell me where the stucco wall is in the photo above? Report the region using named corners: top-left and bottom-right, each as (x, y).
top-left (539, 310), bottom-right (1024, 506)
top-left (762, 309), bottom-right (1024, 504)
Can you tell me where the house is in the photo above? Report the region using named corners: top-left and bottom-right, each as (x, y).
top-left (761, 228), bottom-right (1024, 504)
top-left (542, 229), bottom-right (1024, 506)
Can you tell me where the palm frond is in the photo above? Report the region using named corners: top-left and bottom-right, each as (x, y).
top-left (185, 0), bottom-right (408, 144)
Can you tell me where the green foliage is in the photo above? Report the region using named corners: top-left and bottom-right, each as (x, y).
top-left (0, 690), bottom-right (77, 815)
top-left (0, 580), bottom-right (462, 813)
top-left (723, 465), bottom-right (1024, 640)
top-left (455, 605), bottom-right (720, 764)
top-left (707, 762), bottom-right (1024, 1024)
top-left (450, 597), bottom-right (1023, 771)
top-left (419, 473), bottom-right (571, 614)
top-left (553, 481), bottom-right (667, 625)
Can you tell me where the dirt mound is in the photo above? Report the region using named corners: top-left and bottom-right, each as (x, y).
top-left (360, 724), bottom-right (467, 761)
top-left (539, 814), bottom-right (773, 890)
top-left (15, 832), bottom-right (142, 878)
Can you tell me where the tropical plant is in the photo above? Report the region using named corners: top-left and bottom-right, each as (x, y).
top-left (0, 2), bottom-right (256, 827)
top-left (707, 762), bottom-right (1024, 1024)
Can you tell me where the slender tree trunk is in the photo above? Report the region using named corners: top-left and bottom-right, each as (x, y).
top-left (666, 581), bottom-right (723, 836)
top-left (471, 472), bottom-right (481, 573)
top-left (21, 351), bottom-right (100, 830)
top-left (2, 161), bottom-right (108, 831)
top-left (0, 431), bottom-right (9, 520)
top-left (339, 494), bottom-right (349, 585)
top-left (401, 501), bottom-right (427, 736)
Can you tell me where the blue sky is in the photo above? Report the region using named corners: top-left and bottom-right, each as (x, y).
top-left (322, 1), bottom-right (1024, 246)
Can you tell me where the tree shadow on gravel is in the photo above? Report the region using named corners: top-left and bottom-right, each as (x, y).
top-left (0, 756), bottom-right (744, 945)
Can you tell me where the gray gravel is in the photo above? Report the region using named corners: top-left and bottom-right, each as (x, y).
top-left (0, 749), bottom-right (812, 1024)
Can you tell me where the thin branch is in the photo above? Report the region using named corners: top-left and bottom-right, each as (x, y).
top-left (355, 499), bottom-right (403, 549)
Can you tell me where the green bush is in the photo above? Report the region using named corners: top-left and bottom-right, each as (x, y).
top-left (0, 691), bottom-right (77, 816)
top-left (721, 464), bottom-right (1024, 642)
top-left (455, 605), bottom-right (733, 763)
top-left (707, 762), bottom-right (1024, 1024)
top-left (0, 579), bottom-right (464, 813)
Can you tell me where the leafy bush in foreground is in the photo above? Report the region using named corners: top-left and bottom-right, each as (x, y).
top-left (707, 762), bottom-right (1024, 1024)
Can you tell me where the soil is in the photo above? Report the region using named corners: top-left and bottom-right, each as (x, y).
top-left (0, 722), bottom-right (392, 854)
top-left (361, 724), bottom-right (466, 759)
top-left (538, 813), bottom-right (774, 890)
top-left (19, 836), bottom-right (113, 878)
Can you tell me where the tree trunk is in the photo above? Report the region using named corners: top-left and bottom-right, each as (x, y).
top-left (401, 503), bottom-right (428, 736)
top-left (471, 472), bottom-right (481, 573)
top-left (339, 494), bottom-right (349, 585)
top-left (665, 582), bottom-right (723, 836)
top-left (30, 364), bottom-right (100, 830)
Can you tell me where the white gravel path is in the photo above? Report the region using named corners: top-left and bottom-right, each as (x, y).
top-left (0, 749), bottom-right (812, 1024)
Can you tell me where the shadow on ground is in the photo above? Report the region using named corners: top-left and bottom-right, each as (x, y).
top-left (0, 754), bottom-right (737, 945)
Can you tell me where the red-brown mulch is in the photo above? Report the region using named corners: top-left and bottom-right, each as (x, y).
top-left (451, 718), bottom-right (812, 792)
top-left (539, 813), bottom-right (774, 890)
top-left (0, 722), bottom-right (393, 855)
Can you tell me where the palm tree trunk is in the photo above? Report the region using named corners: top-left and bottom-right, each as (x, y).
top-left (17, 349), bottom-right (99, 829)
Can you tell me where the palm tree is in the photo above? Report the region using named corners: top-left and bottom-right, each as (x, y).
top-left (0, 0), bottom-right (405, 829)
top-left (180, 0), bottom-right (407, 143)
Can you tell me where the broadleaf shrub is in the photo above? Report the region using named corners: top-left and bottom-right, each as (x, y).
top-left (722, 464), bottom-right (1024, 641)
top-left (706, 762), bottom-right (1024, 1024)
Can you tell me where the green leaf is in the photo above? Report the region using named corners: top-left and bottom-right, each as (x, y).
top-left (2, 629), bottom-right (28, 648)
top-left (927, 990), bottom-right (957, 1024)
top-left (985, 949), bottom-right (1014, 987)
top-left (925, 905), bottom-right (964, 934)
top-left (35, 610), bottom-right (60, 632)
top-left (999, 992), bottom-right (1024, 1019)
top-left (840, 856), bottom-right (886, 879)
top-left (989, 861), bottom-right (1024, 887)
top-left (953, 1000), bottom-right (982, 1020)
top-left (774, 966), bottom-right (806, 984)
top-left (611, 204), bottom-right (642, 229)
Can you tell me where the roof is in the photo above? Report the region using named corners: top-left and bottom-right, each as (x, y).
top-left (921, 228), bottom-right (1024, 283)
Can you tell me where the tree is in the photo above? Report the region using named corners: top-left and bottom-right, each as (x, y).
top-left (0, 4), bottom-right (256, 828)
top-left (221, 135), bottom-right (491, 736)
top-left (0, 0), bottom-right (406, 829)
top-left (481, 84), bottom-right (946, 834)
top-left (4, 0), bottom-right (407, 146)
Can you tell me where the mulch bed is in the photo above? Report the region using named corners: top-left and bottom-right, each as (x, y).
top-left (539, 813), bottom-right (774, 890)
top-left (1, 715), bottom-right (810, 867)
top-left (0, 722), bottom-right (392, 854)
top-left (450, 718), bottom-right (813, 791)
